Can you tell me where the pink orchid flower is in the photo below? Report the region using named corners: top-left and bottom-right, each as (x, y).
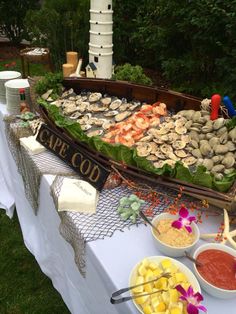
top-left (175, 284), bottom-right (207, 314)
top-left (171, 206), bottom-right (196, 233)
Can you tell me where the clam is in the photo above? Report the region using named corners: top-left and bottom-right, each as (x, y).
top-left (219, 132), bottom-right (228, 144)
top-left (89, 104), bottom-right (107, 112)
top-left (136, 143), bottom-right (152, 157)
top-left (205, 133), bottom-right (214, 140)
top-left (129, 102), bottom-right (140, 111)
top-left (160, 144), bottom-right (173, 155)
top-left (182, 156), bottom-right (197, 166)
top-left (189, 140), bottom-right (199, 149)
top-left (69, 112), bottom-right (81, 120)
top-left (200, 143), bottom-right (213, 157)
top-left (146, 155), bottom-right (158, 161)
top-left (199, 140), bottom-right (209, 146)
top-left (191, 149), bottom-right (202, 158)
top-left (175, 117), bottom-right (187, 127)
top-left (104, 110), bottom-right (119, 117)
top-left (172, 140), bottom-right (186, 150)
top-left (101, 97), bottom-right (112, 106)
top-left (217, 126), bottom-right (228, 136)
top-left (192, 111), bottom-right (202, 122)
top-left (209, 137), bottom-right (219, 148)
top-left (222, 156), bottom-right (235, 168)
top-left (214, 144), bottom-right (229, 155)
top-left (189, 131), bottom-right (199, 141)
top-left (175, 126), bottom-right (187, 135)
top-left (61, 88), bottom-right (74, 98)
top-left (88, 92), bottom-right (102, 102)
top-left (94, 119), bottom-right (107, 127)
top-left (214, 173), bottom-right (224, 180)
top-left (202, 159), bottom-right (214, 171)
top-left (156, 127), bottom-right (169, 135)
top-left (87, 129), bottom-right (104, 137)
top-left (110, 99), bottom-right (122, 110)
top-left (185, 121), bottom-right (193, 129)
top-left (81, 124), bottom-right (92, 131)
top-left (168, 133), bottom-right (180, 143)
top-left (213, 118), bottom-right (225, 130)
top-left (202, 125), bottom-right (213, 133)
top-left (190, 127), bottom-right (201, 132)
top-left (154, 160), bottom-right (165, 168)
top-left (199, 133), bottom-right (206, 140)
top-left (224, 168), bottom-right (235, 175)
top-left (102, 120), bottom-right (115, 130)
top-left (115, 111), bottom-right (131, 122)
top-left (119, 103), bottom-right (130, 111)
top-left (181, 134), bottom-right (191, 143)
top-left (139, 135), bottom-right (153, 142)
top-left (149, 142), bottom-right (158, 153)
top-left (212, 156), bottom-right (221, 164)
top-left (226, 141), bottom-right (236, 152)
top-left (167, 152), bottom-right (180, 161)
top-left (78, 113), bottom-right (92, 124)
top-left (155, 150), bottom-right (166, 160)
top-left (229, 128), bottom-right (236, 143)
top-left (175, 150), bottom-right (188, 158)
top-left (63, 104), bottom-right (77, 115)
top-left (192, 122), bottom-right (202, 129)
top-left (211, 164), bottom-right (225, 173)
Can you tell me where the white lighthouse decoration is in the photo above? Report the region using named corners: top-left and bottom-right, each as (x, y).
top-left (86, 0), bottom-right (113, 79)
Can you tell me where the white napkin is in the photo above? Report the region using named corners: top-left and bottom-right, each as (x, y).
top-left (20, 135), bottom-right (46, 155)
top-left (58, 178), bottom-right (99, 214)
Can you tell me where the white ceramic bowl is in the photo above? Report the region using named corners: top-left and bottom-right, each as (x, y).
top-left (151, 212), bottom-right (200, 257)
top-left (129, 256), bottom-right (201, 314)
top-left (193, 243), bottom-right (236, 299)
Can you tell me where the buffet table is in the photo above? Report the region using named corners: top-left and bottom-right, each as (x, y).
top-left (0, 102), bottom-right (236, 314)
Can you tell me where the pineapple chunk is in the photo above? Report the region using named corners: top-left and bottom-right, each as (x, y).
top-left (144, 283), bottom-right (153, 293)
top-left (153, 268), bottom-right (163, 278)
top-left (161, 291), bottom-right (170, 304)
top-left (133, 276), bottom-right (144, 293)
top-left (169, 289), bottom-right (179, 303)
top-left (155, 277), bottom-right (168, 290)
top-left (168, 277), bottom-right (176, 287)
top-left (174, 272), bottom-right (187, 283)
top-left (156, 302), bottom-right (166, 312)
top-left (136, 295), bottom-right (150, 305)
top-left (161, 259), bottom-right (172, 270)
top-left (145, 269), bottom-right (155, 282)
top-left (142, 258), bottom-right (150, 267)
top-left (170, 308), bottom-right (182, 314)
top-left (143, 305), bottom-right (153, 314)
top-left (139, 264), bottom-right (147, 276)
top-left (151, 296), bottom-right (160, 309)
top-left (149, 262), bottom-right (158, 270)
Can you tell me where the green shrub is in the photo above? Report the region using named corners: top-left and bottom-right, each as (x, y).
top-left (113, 63), bottom-right (152, 85)
top-left (0, 0), bottom-right (39, 44)
top-left (24, 0), bottom-right (89, 70)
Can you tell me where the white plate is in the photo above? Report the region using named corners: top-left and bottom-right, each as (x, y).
top-left (129, 256), bottom-right (201, 314)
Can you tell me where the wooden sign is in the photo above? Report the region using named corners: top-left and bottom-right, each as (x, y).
top-left (36, 124), bottom-right (110, 191)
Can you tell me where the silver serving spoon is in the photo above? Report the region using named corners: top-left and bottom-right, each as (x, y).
top-left (184, 251), bottom-right (203, 267)
top-left (139, 211), bottom-right (160, 234)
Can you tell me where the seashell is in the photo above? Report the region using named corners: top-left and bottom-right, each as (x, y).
top-left (214, 173), bottom-right (224, 180)
top-left (225, 152), bottom-right (235, 158)
top-left (150, 118), bottom-right (161, 128)
top-left (87, 117), bottom-right (98, 125)
top-left (139, 135), bottom-right (153, 142)
top-left (87, 129), bottom-right (104, 137)
top-left (167, 152), bottom-right (180, 161)
top-left (101, 97), bottom-right (112, 106)
top-left (205, 133), bottom-right (214, 140)
top-left (176, 110), bottom-right (187, 117)
top-left (81, 124), bottom-right (92, 131)
top-left (146, 155), bottom-right (158, 161)
top-left (153, 138), bottom-right (164, 145)
top-left (213, 118), bottom-right (225, 130)
top-left (199, 117), bottom-right (207, 124)
top-left (161, 135), bottom-right (169, 142)
top-left (155, 150), bottom-right (166, 160)
top-left (168, 132), bottom-right (180, 143)
top-left (149, 142), bottom-right (159, 153)
top-left (94, 119), bottom-right (106, 127)
top-left (156, 127), bottom-right (169, 135)
top-left (102, 120), bottom-right (115, 130)
top-left (211, 164), bottom-right (225, 173)
top-left (229, 128), bottom-right (236, 143)
top-left (181, 134), bottom-right (191, 143)
top-left (189, 131), bottom-right (199, 142)
top-left (225, 141), bottom-right (236, 152)
top-left (198, 134), bottom-right (205, 140)
top-left (202, 159), bottom-right (214, 171)
top-left (185, 146), bottom-right (193, 152)
top-left (172, 140), bottom-right (186, 150)
top-left (199, 140), bottom-right (209, 146)
top-left (104, 110), bottom-right (119, 117)
top-left (109, 99), bottom-right (122, 110)
top-left (224, 168), bottom-right (235, 175)
top-left (192, 122), bottom-right (202, 129)
top-left (69, 111), bottom-right (81, 120)
top-left (89, 104), bottom-right (107, 112)
top-left (136, 143), bottom-right (152, 157)
top-left (154, 160), bottom-right (165, 168)
top-left (189, 140), bottom-right (199, 149)
top-left (182, 156), bottom-right (197, 166)
top-left (196, 158), bottom-right (204, 166)
top-left (63, 103), bottom-right (77, 115)
top-left (201, 125), bottom-right (213, 133)
top-left (191, 149), bottom-right (202, 158)
top-left (129, 102), bottom-right (140, 111)
top-left (209, 137), bottom-right (219, 148)
top-left (216, 126), bottom-right (228, 136)
top-left (175, 126), bottom-right (187, 135)
top-left (219, 132), bottom-right (228, 144)
top-left (160, 144), bottom-right (173, 155)
top-left (115, 111), bottom-right (131, 122)
top-left (185, 121), bottom-right (193, 129)
top-left (190, 127), bottom-right (200, 132)
top-left (192, 111), bottom-right (202, 122)
top-left (164, 159), bottom-right (176, 167)
top-left (175, 150), bottom-right (188, 158)
top-left (175, 117), bottom-right (187, 127)
top-left (61, 88), bottom-right (74, 98)
top-left (184, 110), bottom-right (196, 120)
top-left (214, 144), bottom-right (229, 155)
top-left (212, 156), bottom-right (221, 164)
top-left (165, 121), bottom-right (175, 129)
top-left (222, 156), bottom-right (235, 168)
top-left (200, 143), bottom-right (213, 157)
top-left (89, 92), bottom-right (102, 102)
top-left (119, 103), bottom-right (130, 111)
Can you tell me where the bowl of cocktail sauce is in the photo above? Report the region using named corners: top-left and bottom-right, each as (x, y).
top-left (193, 243), bottom-right (236, 298)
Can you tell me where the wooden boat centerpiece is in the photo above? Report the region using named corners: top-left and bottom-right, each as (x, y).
top-left (37, 77), bottom-right (236, 211)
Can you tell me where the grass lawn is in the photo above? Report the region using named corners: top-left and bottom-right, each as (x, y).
top-left (0, 209), bottom-right (70, 314)
top-left (0, 58), bottom-right (50, 77)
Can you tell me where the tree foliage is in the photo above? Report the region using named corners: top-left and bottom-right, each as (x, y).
top-left (112, 63), bottom-right (152, 85)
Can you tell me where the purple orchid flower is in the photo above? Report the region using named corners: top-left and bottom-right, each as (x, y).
top-left (171, 206), bottom-right (196, 233)
top-left (175, 284), bottom-right (207, 314)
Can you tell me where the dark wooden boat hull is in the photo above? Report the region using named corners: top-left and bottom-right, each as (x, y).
top-left (39, 78), bottom-right (236, 211)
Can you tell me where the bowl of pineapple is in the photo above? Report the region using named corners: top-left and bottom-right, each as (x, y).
top-left (129, 256), bottom-right (201, 314)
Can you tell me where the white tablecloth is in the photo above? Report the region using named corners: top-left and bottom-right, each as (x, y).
top-left (0, 102), bottom-right (236, 314)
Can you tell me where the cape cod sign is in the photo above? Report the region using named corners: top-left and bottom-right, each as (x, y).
top-left (36, 123), bottom-right (110, 191)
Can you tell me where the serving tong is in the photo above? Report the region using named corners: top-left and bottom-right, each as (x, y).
top-left (110, 273), bottom-right (171, 304)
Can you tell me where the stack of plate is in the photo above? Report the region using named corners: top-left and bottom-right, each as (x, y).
top-left (5, 79), bottom-right (31, 115)
top-left (0, 71), bottom-right (22, 104)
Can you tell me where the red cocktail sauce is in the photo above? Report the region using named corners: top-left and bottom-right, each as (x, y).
top-left (196, 249), bottom-right (236, 290)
